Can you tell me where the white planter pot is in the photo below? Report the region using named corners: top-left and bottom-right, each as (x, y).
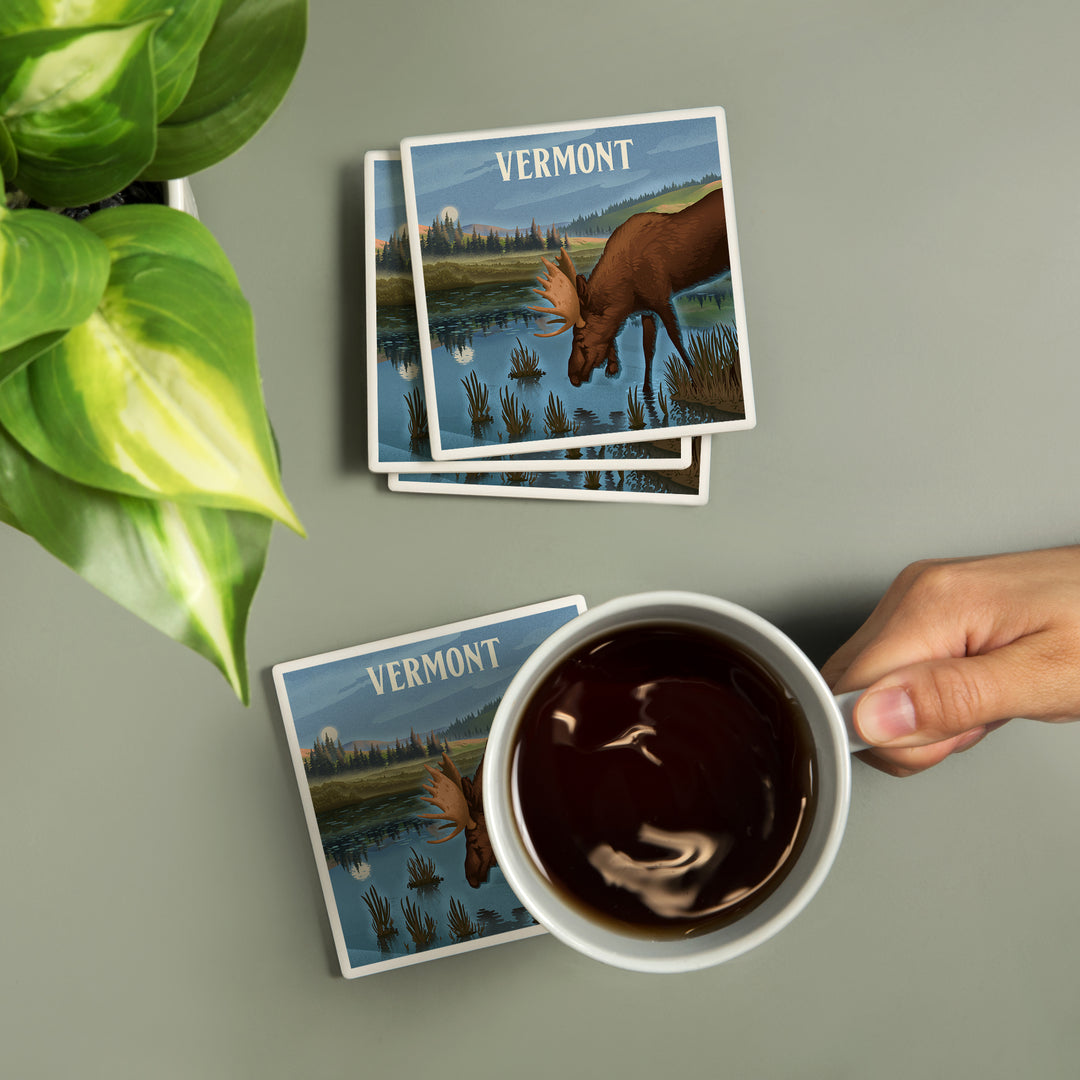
top-left (166, 178), bottom-right (198, 218)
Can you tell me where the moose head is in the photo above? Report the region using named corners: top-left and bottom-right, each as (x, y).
top-left (529, 248), bottom-right (613, 387)
top-left (528, 188), bottom-right (731, 388)
top-left (418, 751), bottom-right (495, 888)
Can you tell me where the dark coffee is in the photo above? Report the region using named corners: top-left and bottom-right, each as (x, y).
top-left (510, 622), bottom-right (817, 937)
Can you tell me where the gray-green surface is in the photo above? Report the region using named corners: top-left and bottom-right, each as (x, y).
top-left (4, 2), bottom-right (1080, 1076)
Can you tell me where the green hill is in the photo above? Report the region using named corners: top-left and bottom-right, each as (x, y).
top-left (564, 177), bottom-right (723, 236)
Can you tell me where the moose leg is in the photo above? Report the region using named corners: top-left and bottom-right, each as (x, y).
top-left (658, 303), bottom-right (695, 379)
top-left (640, 314), bottom-right (658, 388)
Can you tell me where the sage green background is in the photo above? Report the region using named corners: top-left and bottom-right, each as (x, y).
top-left (4, 2), bottom-right (1080, 1077)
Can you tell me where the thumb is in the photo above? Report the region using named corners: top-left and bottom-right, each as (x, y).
top-left (854, 637), bottom-right (1056, 747)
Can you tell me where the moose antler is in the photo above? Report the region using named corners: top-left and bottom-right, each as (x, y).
top-left (528, 248), bottom-right (583, 337)
top-left (418, 752), bottom-right (475, 843)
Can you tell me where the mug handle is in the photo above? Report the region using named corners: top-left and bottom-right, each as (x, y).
top-left (834, 690), bottom-right (872, 753)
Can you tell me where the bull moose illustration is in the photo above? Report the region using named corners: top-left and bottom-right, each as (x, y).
top-left (529, 187), bottom-right (730, 388)
top-left (418, 751), bottom-right (494, 889)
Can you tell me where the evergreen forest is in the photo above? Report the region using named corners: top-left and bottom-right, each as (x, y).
top-left (304, 697), bottom-right (499, 780)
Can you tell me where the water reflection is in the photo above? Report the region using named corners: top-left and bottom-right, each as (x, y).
top-left (375, 273), bottom-right (741, 456)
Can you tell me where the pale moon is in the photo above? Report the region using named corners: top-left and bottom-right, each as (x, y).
top-left (318, 725), bottom-right (339, 743)
top-left (439, 205), bottom-right (459, 223)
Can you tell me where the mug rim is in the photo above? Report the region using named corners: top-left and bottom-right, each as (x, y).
top-left (483, 590), bottom-right (853, 973)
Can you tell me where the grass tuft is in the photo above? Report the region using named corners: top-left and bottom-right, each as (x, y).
top-left (362, 886), bottom-right (398, 941)
top-left (404, 386), bottom-right (428, 439)
top-left (543, 392), bottom-right (575, 436)
top-left (508, 338), bottom-right (545, 379)
top-left (663, 324), bottom-right (743, 411)
top-left (400, 895), bottom-right (438, 949)
top-left (626, 385), bottom-right (646, 430)
top-left (447, 897), bottom-right (479, 940)
top-left (499, 386), bottom-right (532, 439)
top-left (406, 848), bottom-right (444, 890)
top-left (461, 370), bottom-right (493, 424)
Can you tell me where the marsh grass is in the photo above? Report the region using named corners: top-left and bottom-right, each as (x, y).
top-left (406, 848), bottom-right (444, 890)
top-left (543, 392), bottom-right (576, 437)
top-left (417, 239), bottom-right (605, 292)
top-left (664, 324), bottom-right (743, 410)
top-left (508, 338), bottom-right (545, 380)
top-left (461, 370), bottom-right (492, 424)
top-left (400, 895), bottom-right (438, 949)
top-left (499, 386), bottom-right (532, 439)
top-left (362, 886), bottom-right (398, 941)
top-left (308, 737), bottom-right (479, 813)
top-left (447, 897), bottom-right (479, 940)
top-left (404, 386), bottom-right (428, 439)
top-left (626, 385), bottom-right (646, 430)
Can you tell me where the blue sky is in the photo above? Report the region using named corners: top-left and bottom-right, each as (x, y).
top-left (371, 156), bottom-right (407, 241)
top-left (398, 110), bottom-right (726, 235)
top-left (280, 601), bottom-right (583, 748)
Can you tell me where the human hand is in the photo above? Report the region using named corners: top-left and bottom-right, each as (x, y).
top-left (821, 546), bottom-right (1080, 776)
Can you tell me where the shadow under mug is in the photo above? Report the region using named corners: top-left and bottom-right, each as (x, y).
top-left (482, 591), bottom-right (867, 974)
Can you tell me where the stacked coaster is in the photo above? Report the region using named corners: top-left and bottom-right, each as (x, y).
top-left (365, 107), bottom-right (755, 505)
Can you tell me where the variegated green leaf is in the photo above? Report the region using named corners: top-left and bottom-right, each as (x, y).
top-left (0, 329), bottom-right (67, 384)
top-left (141, 0), bottom-right (223, 121)
top-left (145, 0), bottom-right (306, 179)
top-left (85, 201), bottom-right (240, 287)
top-left (0, 17), bottom-right (162, 206)
top-left (0, 419), bottom-right (270, 702)
top-left (0, 2), bottom-right (47, 36)
top-left (0, 204), bottom-right (303, 533)
top-left (0, 202), bottom-right (110, 351)
top-left (0, 117), bottom-right (16, 182)
top-left (0, 476), bottom-right (20, 528)
top-left (0, 1), bottom-right (224, 124)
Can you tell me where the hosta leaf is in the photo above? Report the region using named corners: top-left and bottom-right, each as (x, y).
top-left (0, 329), bottom-right (67, 384)
top-left (85, 201), bottom-right (240, 287)
top-left (0, 419), bottom-right (269, 701)
top-left (0, 3), bottom-right (48, 37)
top-left (0, 117), bottom-right (16, 182)
top-left (0, 17), bottom-right (162, 206)
top-left (0, 2), bottom-right (78, 34)
top-left (0, 205), bottom-right (303, 532)
top-left (144, 0), bottom-right (306, 179)
top-left (0, 478), bottom-right (20, 528)
top-left (147, 0), bottom-right (224, 121)
top-left (0, 1), bottom-right (224, 124)
top-left (0, 203), bottom-right (110, 351)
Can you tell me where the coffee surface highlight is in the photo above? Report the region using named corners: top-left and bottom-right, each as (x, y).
top-left (511, 623), bottom-right (817, 937)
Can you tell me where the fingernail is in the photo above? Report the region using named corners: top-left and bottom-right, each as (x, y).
top-left (858, 686), bottom-right (918, 744)
top-left (952, 726), bottom-right (987, 754)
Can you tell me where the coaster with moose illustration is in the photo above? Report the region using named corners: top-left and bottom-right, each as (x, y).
top-left (388, 435), bottom-right (711, 505)
top-left (272, 594), bottom-right (586, 977)
top-left (399, 107), bottom-right (755, 462)
top-left (366, 150), bottom-right (691, 476)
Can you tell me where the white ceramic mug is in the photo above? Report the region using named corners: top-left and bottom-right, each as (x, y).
top-left (483, 591), bottom-right (867, 974)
